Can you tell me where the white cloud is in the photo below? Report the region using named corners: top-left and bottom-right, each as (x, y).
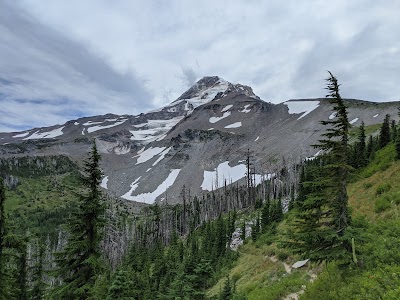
top-left (1, 0), bottom-right (400, 131)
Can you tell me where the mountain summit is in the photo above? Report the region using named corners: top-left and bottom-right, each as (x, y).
top-left (0, 77), bottom-right (399, 204)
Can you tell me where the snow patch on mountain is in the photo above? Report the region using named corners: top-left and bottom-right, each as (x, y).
top-left (329, 112), bottom-right (337, 119)
top-left (100, 176), bottom-right (109, 189)
top-left (201, 161), bottom-right (247, 191)
top-left (24, 126), bottom-right (65, 140)
top-left (130, 116), bottom-right (184, 144)
top-left (152, 147), bottom-right (171, 166)
top-left (350, 118), bottom-right (359, 124)
top-left (87, 119), bottom-right (127, 133)
top-left (221, 104), bottom-right (233, 112)
top-left (224, 122), bottom-right (242, 129)
top-left (209, 112), bottom-right (231, 123)
top-left (135, 147), bottom-right (167, 165)
top-left (284, 101), bottom-right (320, 119)
top-left (171, 77), bottom-right (230, 109)
top-left (373, 114), bottom-right (379, 118)
top-left (121, 176), bottom-right (141, 200)
top-left (114, 145), bottom-right (131, 155)
top-left (240, 105), bottom-right (251, 113)
top-left (83, 121), bottom-right (102, 126)
top-left (13, 132), bottom-right (30, 138)
top-left (124, 169), bottom-right (181, 204)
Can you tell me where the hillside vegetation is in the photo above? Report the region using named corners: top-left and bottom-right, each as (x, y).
top-left (207, 142), bottom-right (400, 299)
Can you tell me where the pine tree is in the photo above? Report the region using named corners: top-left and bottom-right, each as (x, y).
top-left (396, 130), bottom-right (400, 160)
top-left (251, 213), bottom-right (260, 242)
top-left (14, 238), bottom-right (28, 300)
top-left (397, 108), bottom-right (400, 159)
top-left (355, 121), bottom-right (367, 168)
top-left (261, 195), bottom-right (270, 231)
top-left (0, 177), bottom-right (9, 300)
top-left (283, 72), bottom-right (352, 263)
top-left (106, 269), bottom-right (134, 300)
top-left (54, 141), bottom-right (105, 299)
top-left (391, 120), bottom-right (397, 142)
top-left (240, 221), bottom-right (246, 242)
top-left (379, 114), bottom-right (391, 149)
top-left (220, 276), bottom-right (232, 300)
top-left (30, 240), bottom-right (47, 300)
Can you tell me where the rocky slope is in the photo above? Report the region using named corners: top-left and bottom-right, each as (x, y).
top-left (0, 76), bottom-right (399, 204)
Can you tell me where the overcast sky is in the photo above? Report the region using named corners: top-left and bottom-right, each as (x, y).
top-left (1, 0), bottom-right (399, 132)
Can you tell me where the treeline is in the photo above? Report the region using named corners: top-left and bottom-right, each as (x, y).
top-left (348, 112), bottom-right (400, 169)
top-left (0, 139), bottom-right (295, 299)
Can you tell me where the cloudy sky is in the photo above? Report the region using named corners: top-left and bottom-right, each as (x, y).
top-left (1, 0), bottom-right (399, 132)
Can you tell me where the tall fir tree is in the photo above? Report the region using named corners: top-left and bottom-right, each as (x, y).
top-left (379, 114), bottom-right (391, 149)
top-left (396, 108), bottom-right (400, 159)
top-left (396, 128), bottom-right (400, 160)
top-left (283, 72), bottom-right (352, 262)
top-left (30, 240), bottom-right (47, 300)
top-left (261, 195), bottom-right (270, 231)
top-left (54, 141), bottom-right (105, 299)
top-left (354, 121), bottom-right (367, 168)
top-left (0, 177), bottom-right (9, 300)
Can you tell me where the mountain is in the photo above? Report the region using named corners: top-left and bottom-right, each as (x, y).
top-left (1, 76), bottom-right (399, 204)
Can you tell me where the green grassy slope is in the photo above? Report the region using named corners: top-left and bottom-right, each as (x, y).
top-left (208, 143), bottom-right (400, 300)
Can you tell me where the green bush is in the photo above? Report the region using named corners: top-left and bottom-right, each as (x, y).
top-left (376, 183), bottom-right (392, 196)
top-left (363, 182), bottom-right (373, 189)
top-left (374, 197), bottom-right (391, 213)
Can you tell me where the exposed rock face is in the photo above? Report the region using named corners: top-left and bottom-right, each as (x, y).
top-left (1, 76), bottom-right (399, 205)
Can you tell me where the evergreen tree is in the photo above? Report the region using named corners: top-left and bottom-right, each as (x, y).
top-left (396, 129), bottom-right (400, 160)
top-left (379, 114), bottom-right (391, 148)
top-left (0, 177), bottom-right (9, 300)
top-left (240, 221), bottom-right (246, 242)
top-left (251, 213), bottom-right (260, 242)
top-left (397, 108), bottom-right (400, 159)
top-left (261, 195), bottom-right (270, 231)
top-left (391, 120), bottom-right (397, 142)
top-left (106, 269), bottom-right (134, 300)
top-left (54, 141), bottom-right (105, 299)
top-left (283, 72), bottom-right (352, 263)
top-left (220, 276), bottom-right (232, 300)
top-left (14, 238), bottom-right (28, 300)
top-left (30, 240), bottom-right (47, 300)
top-left (349, 121), bottom-right (368, 168)
top-left (354, 121), bottom-right (367, 168)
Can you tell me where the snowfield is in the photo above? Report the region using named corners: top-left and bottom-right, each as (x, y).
top-left (284, 101), bottom-right (320, 119)
top-left (170, 78), bottom-right (230, 109)
top-left (152, 147), bottom-right (171, 166)
top-left (240, 104), bottom-right (251, 113)
top-left (221, 104), bottom-right (233, 112)
top-left (24, 126), bottom-right (65, 140)
top-left (135, 147), bottom-right (167, 165)
top-left (130, 116), bottom-right (184, 144)
top-left (201, 162), bottom-right (247, 191)
top-left (87, 119), bottom-right (127, 133)
top-left (329, 112), bottom-right (337, 119)
top-left (224, 122), bottom-right (242, 129)
top-left (350, 118), bottom-right (359, 124)
top-left (121, 177), bottom-right (142, 200)
top-left (100, 176), bottom-right (109, 189)
top-left (201, 161), bottom-right (268, 191)
top-left (122, 169), bottom-right (181, 204)
top-left (13, 131), bottom-right (30, 138)
top-left (209, 111), bottom-right (231, 123)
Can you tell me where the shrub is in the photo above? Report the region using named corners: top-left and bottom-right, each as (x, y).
top-left (376, 183), bottom-right (392, 196)
top-left (374, 198), bottom-right (391, 213)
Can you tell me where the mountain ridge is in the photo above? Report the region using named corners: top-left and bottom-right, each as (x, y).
top-left (1, 76), bottom-right (399, 204)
